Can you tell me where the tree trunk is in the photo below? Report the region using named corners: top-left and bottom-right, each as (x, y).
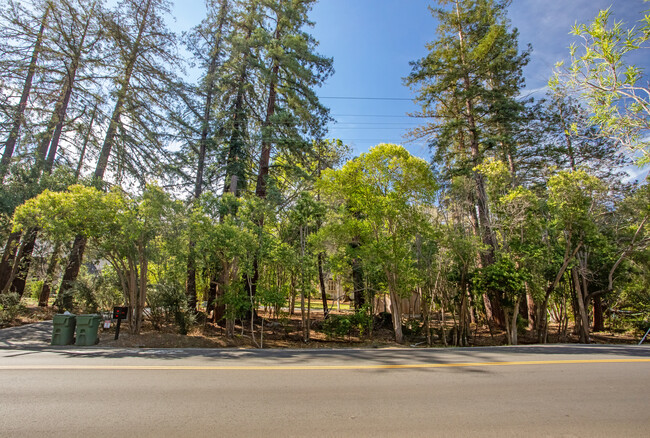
top-left (572, 268), bottom-right (590, 343)
top-left (254, 20), bottom-right (281, 200)
top-left (1, 233), bottom-right (31, 295)
top-left (247, 22), bottom-right (282, 307)
top-left (536, 241), bottom-right (583, 342)
top-left (300, 226), bottom-right (309, 342)
top-left (350, 242), bottom-right (365, 309)
top-left (0, 232), bottom-right (21, 289)
top-left (58, 0), bottom-right (152, 299)
top-left (186, 243), bottom-right (198, 312)
top-left (136, 247), bottom-right (148, 334)
top-left (559, 104), bottom-right (577, 171)
top-left (386, 270), bottom-right (403, 344)
top-left (57, 235), bottom-right (87, 310)
top-left (214, 267), bottom-right (228, 323)
top-left (300, 288), bottom-right (307, 341)
top-left (506, 296), bottom-right (521, 345)
top-left (289, 274), bottom-right (296, 316)
top-left (223, 59), bottom-right (250, 196)
top-left (254, 65), bottom-right (279, 199)
top-left (306, 288), bottom-right (311, 342)
top-left (0, 6), bottom-right (50, 182)
top-left (526, 286), bottom-right (536, 330)
top-left (5, 32), bottom-right (78, 281)
top-left (10, 228), bottom-right (38, 298)
top-left (186, 0), bottom-right (229, 310)
top-left (42, 2), bottom-right (93, 173)
top-left (318, 252), bottom-right (328, 318)
top-left (94, 0), bottom-right (152, 181)
top-left (74, 103), bottom-right (98, 180)
top-left (38, 242), bottom-right (61, 307)
top-left (44, 75), bottom-right (75, 173)
top-left (593, 295), bottom-right (604, 332)
top-left (453, 0), bottom-right (503, 329)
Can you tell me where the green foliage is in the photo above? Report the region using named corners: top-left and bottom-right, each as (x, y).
top-left (319, 144), bottom-right (438, 341)
top-left (0, 293), bottom-right (24, 325)
top-left (92, 268), bottom-right (124, 312)
top-left (219, 284), bottom-right (251, 322)
top-left (547, 170), bottom-right (606, 243)
top-left (146, 283), bottom-right (193, 334)
top-left (474, 255), bottom-right (529, 308)
top-left (321, 307), bottom-right (373, 340)
top-left (552, 6), bottom-right (650, 163)
top-left (13, 183), bottom-right (184, 333)
top-left (350, 305), bottom-right (373, 336)
top-left (1, 0), bottom-right (649, 348)
top-left (406, 0), bottom-right (529, 174)
top-left (319, 143), bottom-right (437, 285)
top-left (65, 279), bottom-right (100, 314)
top-left (54, 266), bottom-right (123, 314)
top-left (321, 314), bottom-right (352, 339)
top-left (256, 284), bottom-right (287, 316)
top-left (28, 280), bottom-right (44, 301)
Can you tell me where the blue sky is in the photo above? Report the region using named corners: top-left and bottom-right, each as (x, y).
top-left (170, 0), bottom-right (650, 159)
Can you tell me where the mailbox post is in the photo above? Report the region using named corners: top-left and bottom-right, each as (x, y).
top-left (113, 306), bottom-right (128, 340)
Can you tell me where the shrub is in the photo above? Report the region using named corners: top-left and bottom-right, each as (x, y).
top-left (65, 279), bottom-right (99, 314)
top-left (350, 306), bottom-right (373, 336)
top-left (322, 314), bottom-right (352, 339)
top-left (147, 283), bottom-right (192, 334)
top-left (53, 267), bottom-right (121, 313)
top-left (0, 293), bottom-right (24, 325)
top-left (28, 280), bottom-right (44, 301)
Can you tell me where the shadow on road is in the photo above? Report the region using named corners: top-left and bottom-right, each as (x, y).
top-left (2, 322), bottom-right (649, 375)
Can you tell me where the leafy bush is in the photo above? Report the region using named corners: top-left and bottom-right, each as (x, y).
top-left (64, 280), bottom-right (99, 314)
top-left (322, 314), bottom-right (352, 339)
top-left (257, 285), bottom-right (287, 318)
top-left (350, 306), bottom-right (373, 336)
top-left (54, 267), bottom-right (122, 313)
top-left (0, 293), bottom-right (24, 325)
top-left (93, 268), bottom-right (124, 311)
top-left (630, 315), bottom-right (650, 334)
top-left (402, 318), bottom-right (422, 337)
top-left (147, 283), bottom-right (193, 334)
top-left (219, 285), bottom-right (251, 322)
top-left (28, 280), bottom-right (44, 301)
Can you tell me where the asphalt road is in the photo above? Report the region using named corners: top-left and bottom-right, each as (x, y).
top-left (1, 345), bottom-right (649, 437)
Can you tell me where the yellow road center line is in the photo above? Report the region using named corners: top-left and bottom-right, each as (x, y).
top-left (0, 358), bottom-right (649, 371)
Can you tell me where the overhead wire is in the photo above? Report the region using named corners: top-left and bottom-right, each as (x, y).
top-left (319, 96), bottom-right (413, 101)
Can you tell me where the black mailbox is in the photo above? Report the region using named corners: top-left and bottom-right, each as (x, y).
top-left (113, 306), bottom-right (128, 320)
top-left (112, 306), bottom-right (128, 340)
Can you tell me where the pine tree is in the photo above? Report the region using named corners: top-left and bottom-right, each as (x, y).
top-left (0, 1), bottom-right (52, 182)
top-left (182, 0), bottom-right (233, 311)
top-left (406, 0), bottom-right (529, 327)
top-left (57, 0), bottom-right (180, 303)
top-left (93, 0), bottom-right (179, 182)
top-left (243, 0), bottom-right (332, 302)
top-left (220, 0), bottom-right (263, 196)
top-left (37, 0), bottom-right (103, 174)
top-left (253, 0), bottom-right (332, 200)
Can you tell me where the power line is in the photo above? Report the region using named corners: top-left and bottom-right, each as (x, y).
top-left (329, 122), bottom-right (421, 126)
top-left (320, 96), bottom-right (413, 101)
top-left (332, 114), bottom-right (419, 118)
top-left (328, 127), bottom-right (415, 130)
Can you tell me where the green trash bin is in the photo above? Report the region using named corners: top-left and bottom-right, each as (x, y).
top-left (51, 314), bottom-right (76, 346)
top-left (75, 314), bottom-right (102, 346)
